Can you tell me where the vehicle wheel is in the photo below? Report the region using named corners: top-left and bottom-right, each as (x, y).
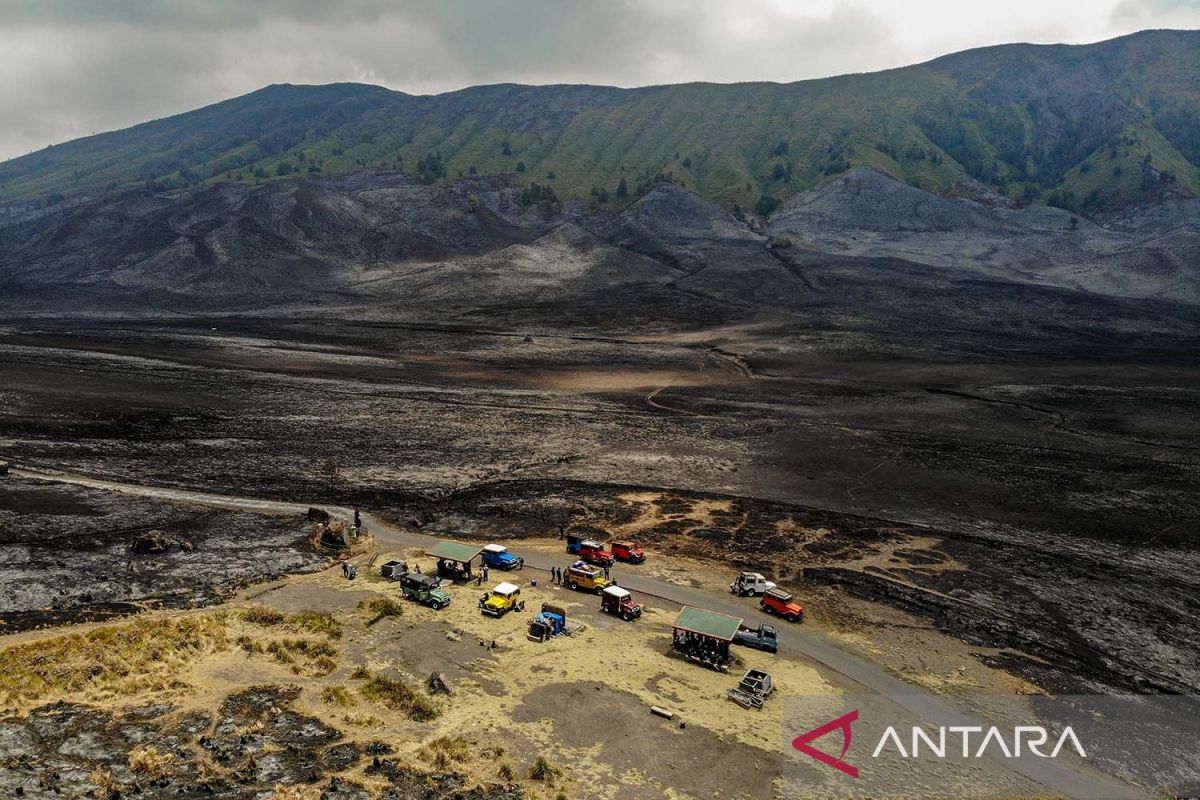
top-left (787, 614), bottom-right (798, 623)
top-left (432, 601), bottom-right (443, 610)
top-left (569, 581), bottom-right (578, 591)
top-left (762, 603), bottom-right (772, 614)
top-left (595, 586), bottom-right (604, 595)
top-left (621, 612), bottom-right (632, 621)
top-left (748, 589), bottom-right (758, 597)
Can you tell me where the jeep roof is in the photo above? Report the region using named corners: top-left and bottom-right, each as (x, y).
top-left (492, 581), bottom-right (520, 596)
top-left (765, 588), bottom-right (794, 602)
top-left (603, 585), bottom-right (632, 599)
top-left (402, 573), bottom-right (441, 590)
top-left (482, 543), bottom-right (508, 554)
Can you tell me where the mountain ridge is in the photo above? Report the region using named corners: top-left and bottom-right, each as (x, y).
top-left (1, 29), bottom-right (1197, 213)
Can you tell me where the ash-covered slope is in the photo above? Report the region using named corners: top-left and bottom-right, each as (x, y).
top-left (0, 173), bottom-right (545, 314)
top-left (2, 169), bottom-right (1198, 354)
top-left (769, 168), bottom-right (1200, 302)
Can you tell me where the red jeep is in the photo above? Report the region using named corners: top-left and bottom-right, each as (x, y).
top-left (760, 588), bottom-right (804, 622)
top-left (579, 540), bottom-right (615, 567)
top-left (610, 540), bottom-right (646, 564)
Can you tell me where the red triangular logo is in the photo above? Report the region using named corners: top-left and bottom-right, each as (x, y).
top-left (791, 708), bottom-right (859, 778)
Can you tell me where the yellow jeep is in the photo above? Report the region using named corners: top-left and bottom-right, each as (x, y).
top-left (566, 565), bottom-right (611, 595)
top-left (480, 581), bottom-right (522, 617)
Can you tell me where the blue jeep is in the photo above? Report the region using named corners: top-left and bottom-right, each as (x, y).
top-left (481, 543), bottom-right (524, 571)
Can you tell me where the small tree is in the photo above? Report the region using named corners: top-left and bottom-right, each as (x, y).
top-left (321, 460), bottom-right (340, 493)
top-left (616, 177), bottom-right (629, 199)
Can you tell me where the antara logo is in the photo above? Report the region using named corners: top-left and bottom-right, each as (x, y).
top-left (792, 710), bottom-right (860, 778)
top-left (792, 709), bottom-right (1087, 778)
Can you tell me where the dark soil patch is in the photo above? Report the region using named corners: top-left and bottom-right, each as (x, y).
top-left (512, 681), bottom-right (778, 800)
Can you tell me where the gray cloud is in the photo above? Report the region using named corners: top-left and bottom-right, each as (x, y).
top-left (0, 0), bottom-right (1192, 161)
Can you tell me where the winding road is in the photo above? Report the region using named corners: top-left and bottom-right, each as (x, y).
top-left (8, 462), bottom-right (1140, 799)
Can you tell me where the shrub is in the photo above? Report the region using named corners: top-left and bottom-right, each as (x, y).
top-left (241, 607), bottom-right (286, 626)
top-left (360, 674), bottom-right (440, 721)
top-left (264, 638), bottom-right (338, 675)
top-left (425, 736), bottom-right (471, 767)
top-left (755, 194), bottom-right (779, 216)
top-left (320, 685), bottom-right (354, 706)
top-left (290, 611), bottom-right (342, 639)
top-left (241, 608), bottom-right (342, 639)
top-left (359, 598), bottom-right (404, 626)
top-left (529, 755), bottom-right (560, 782)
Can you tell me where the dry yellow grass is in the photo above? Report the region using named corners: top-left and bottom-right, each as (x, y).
top-left (320, 685), bottom-right (355, 706)
top-left (240, 606), bottom-right (343, 639)
top-left (128, 745), bottom-right (175, 779)
top-left (423, 735), bottom-right (473, 769)
top-left (0, 614), bottom-right (229, 707)
top-left (268, 785), bottom-right (320, 800)
top-left (359, 673), bottom-right (441, 721)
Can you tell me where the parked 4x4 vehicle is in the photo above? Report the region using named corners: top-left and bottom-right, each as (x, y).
top-left (609, 540), bottom-right (646, 564)
top-left (599, 585), bottom-right (642, 620)
top-left (400, 573), bottom-right (451, 610)
top-left (481, 544), bottom-right (524, 571)
top-left (578, 540), bottom-right (615, 568)
top-left (732, 623), bottom-right (778, 653)
top-left (565, 564), bottom-right (612, 594)
top-left (730, 571), bottom-right (776, 597)
top-left (760, 588), bottom-right (804, 622)
top-left (480, 582), bottom-right (522, 617)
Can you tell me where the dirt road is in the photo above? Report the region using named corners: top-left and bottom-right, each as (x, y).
top-left (7, 463), bottom-right (1139, 799)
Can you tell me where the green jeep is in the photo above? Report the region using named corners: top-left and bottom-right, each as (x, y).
top-left (400, 572), bottom-right (451, 610)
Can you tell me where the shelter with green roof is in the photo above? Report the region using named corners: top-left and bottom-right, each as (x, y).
top-left (671, 606), bottom-right (743, 669)
top-left (428, 540), bottom-right (482, 581)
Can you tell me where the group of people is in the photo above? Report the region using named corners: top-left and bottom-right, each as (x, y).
top-left (474, 562), bottom-right (491, 585)
top-left (340, 560), bottom-right (359, 580)
top-left (673, 630), bottom-right (729, 664)
top-left (548, 563), bottom-right (611, 584)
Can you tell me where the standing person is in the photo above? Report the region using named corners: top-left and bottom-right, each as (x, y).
top-left (604, 565), bottom-right (611, 580)
top-left (482, 563), bottom-right (490, 581)
top-left (415, 563), bottom-right (422, 574)
top-left (354, 508), bottom-right (362, 529)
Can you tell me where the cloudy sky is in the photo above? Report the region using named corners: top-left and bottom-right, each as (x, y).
top-left (1, 0), bottom-right (1197, 161)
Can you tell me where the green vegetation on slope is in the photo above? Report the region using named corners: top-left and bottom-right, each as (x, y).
top-left (1, 30), bottom-right (1197, 213)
